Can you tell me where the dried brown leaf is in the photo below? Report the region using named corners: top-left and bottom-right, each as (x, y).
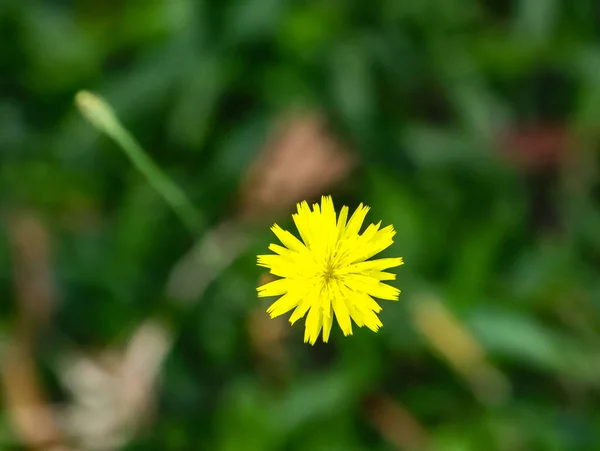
top-left (240, 112), bottom-right (356, 220)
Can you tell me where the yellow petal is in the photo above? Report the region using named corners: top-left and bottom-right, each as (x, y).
top-left (345, 203), bottom-right (370, 238)
top-left (257, 255), bottom-right (297, 278)
top-left (361, 225), bottom-right (397, 260)
top-left (321, 195), bottom-right (337, 229)
top-left (293, 201), bottom-right (313, 246)
top-left (348, 303), bottom-right (365, 327)
top-left (370, 271), bottom-right (396, 281)
top-left (366, 283), bottom-right (400, 301)
top-left (344, 274), bottom-right (400, 301)
top-left (289, 296), bottom-right (312, 324)
top-left (304, 305), bottom-right (323, 345)
top-left (322, 310), bottom-right (333, 343)
top-left (267, 292), bottom-right (302, 318)
top-left (353, 291), bottom-right (383, 313)
top-left (340, 257), bottom-right (404, 274)
top-left (336, 205), bottom-right (349, 239)
top-left (331, 283), bottom-right (352, 336)
top-left (257, 278), bottom-right (289, 297)
top-left (271, 224), bottom-right (306, 253)
top-left (359, 307), bottom-right (383, 332)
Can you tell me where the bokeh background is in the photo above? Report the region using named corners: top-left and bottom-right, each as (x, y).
top-left (2, 0), bottom-right (600, 450)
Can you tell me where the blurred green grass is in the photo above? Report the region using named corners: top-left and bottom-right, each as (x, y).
top-left (2, 0), bottom-right (600, 450)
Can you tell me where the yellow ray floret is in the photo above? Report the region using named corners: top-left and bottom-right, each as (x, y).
top-left (256, 195), bottom-right (404, 345)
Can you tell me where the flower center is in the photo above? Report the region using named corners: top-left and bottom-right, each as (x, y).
top-left (322, 261), bottom-right (338, 284)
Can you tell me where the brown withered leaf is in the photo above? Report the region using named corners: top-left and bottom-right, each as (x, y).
top-left (363, 394), bottom-right (428, 450)
top-left (2, 211), bottom-right (71, 450)
top-left (0, 339), bottom-right (69, 450)
top-left (6, 211), bottom-right (56, 330)
top-left (239, 112), bottom-right (356, 221)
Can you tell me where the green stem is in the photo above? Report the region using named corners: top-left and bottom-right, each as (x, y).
top-left (75, 91), bottom-right (202, 233)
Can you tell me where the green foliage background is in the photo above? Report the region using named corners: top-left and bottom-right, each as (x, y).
top-left (2, 0), bottom-right (600, 450)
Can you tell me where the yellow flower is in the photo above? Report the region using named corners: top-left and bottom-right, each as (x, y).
top-left (257, 195), bottom-right (403, 345)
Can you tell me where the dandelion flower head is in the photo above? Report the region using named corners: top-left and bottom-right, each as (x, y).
top-left (257, 195), bottom-right (403, 345)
